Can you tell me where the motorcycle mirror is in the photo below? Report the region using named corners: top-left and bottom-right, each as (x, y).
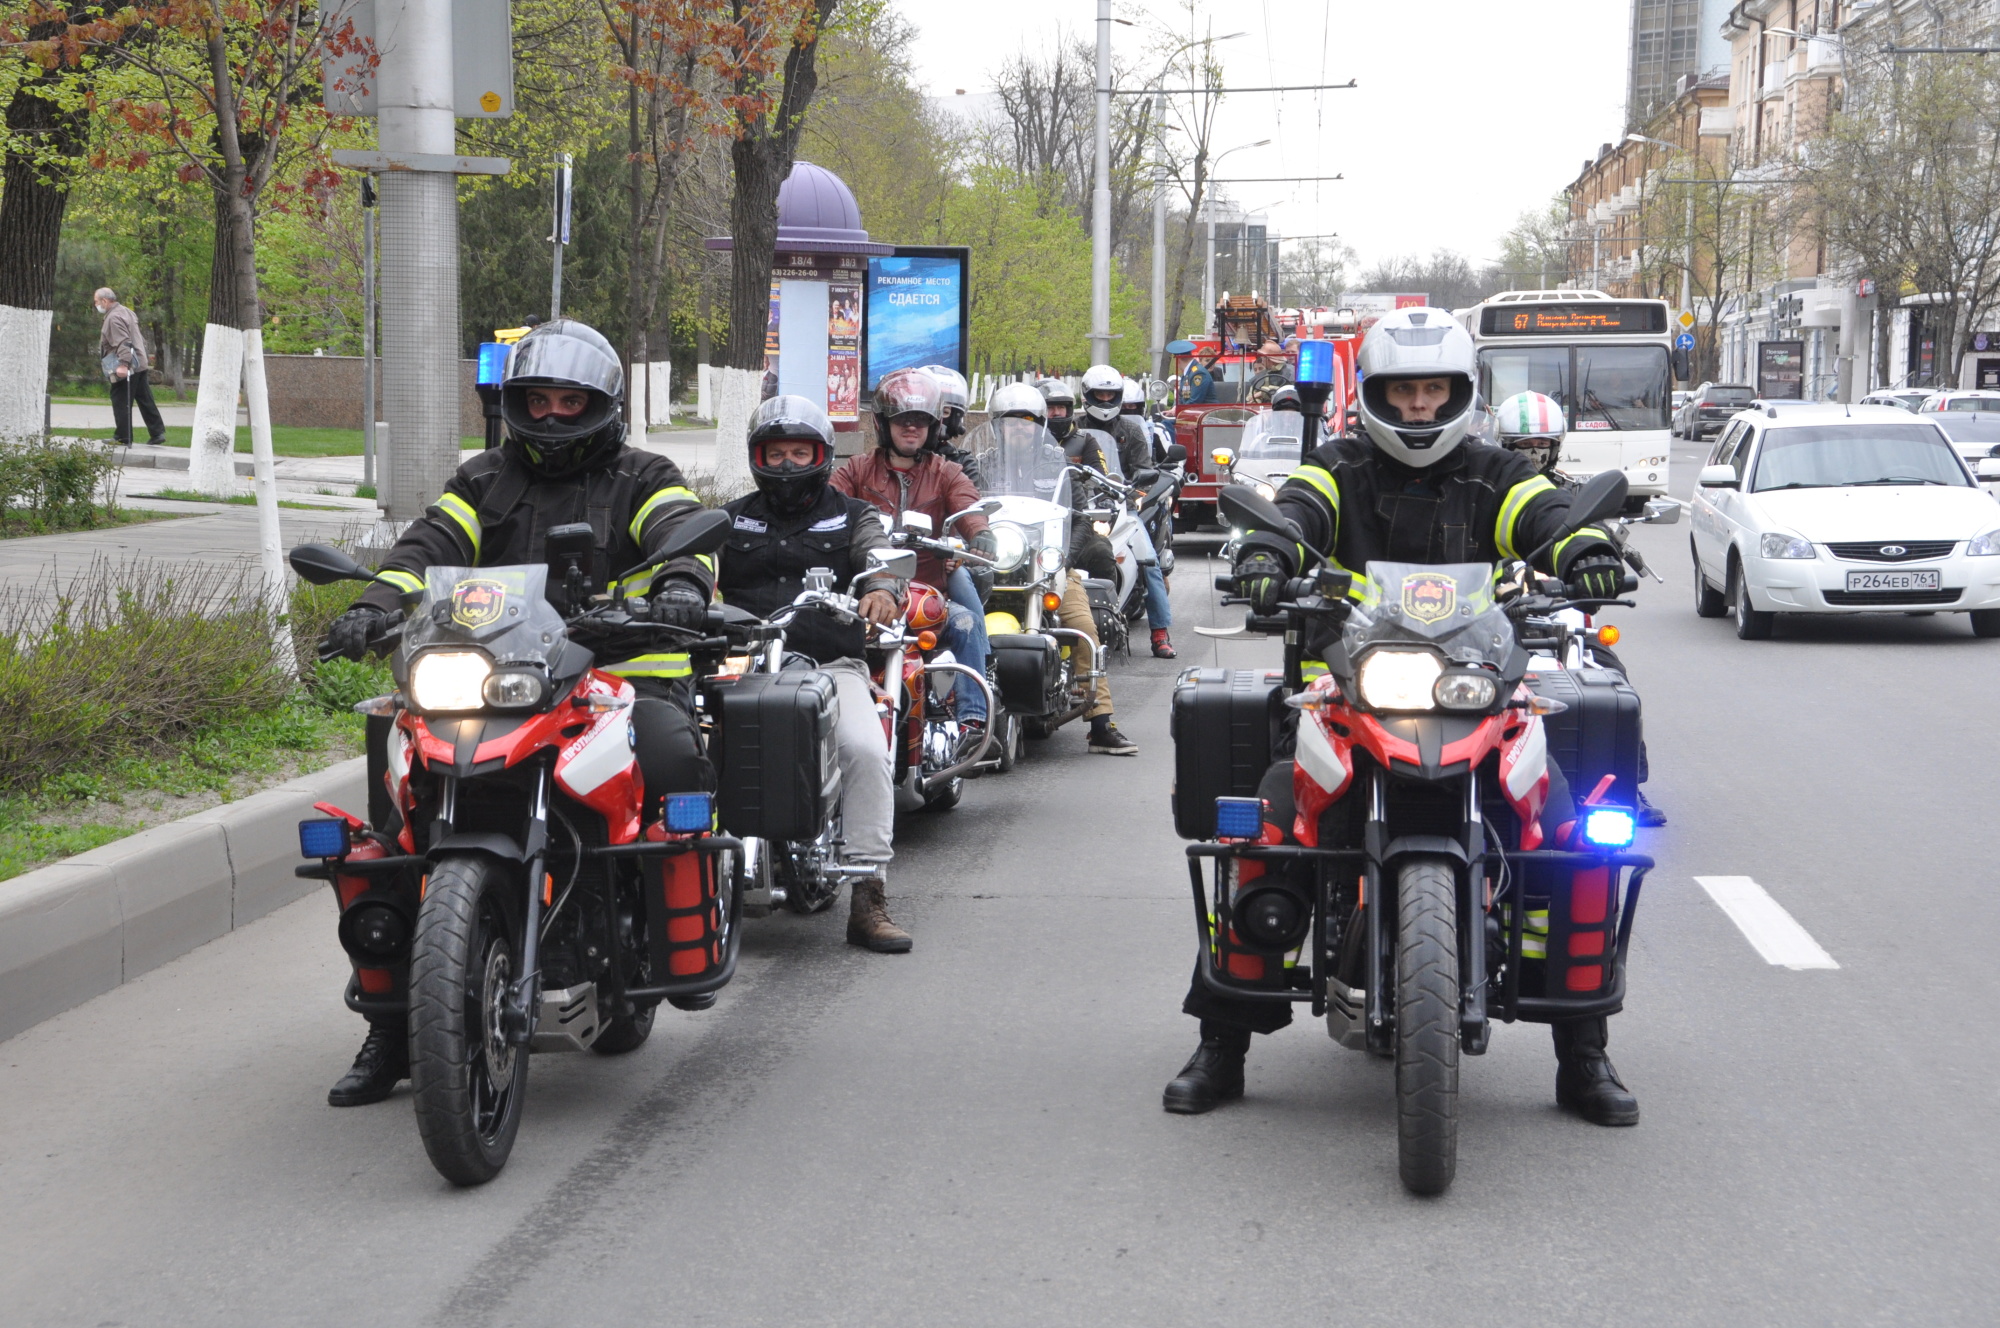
top-left (1217, 485), bottom-right (1301, 542)
top-left (288, 543), bottom-right (374, 586)
top-left (863, 547), bottom-right (918, 582)
top-left (607, 507), bottom-right (733, 586)
top-left (1568, 470), bottom-right (1630, 529)
top-left (946, 498), bottom-right (1001, 528)
top-left (1640, 496), bottom-right (1682, 525)
top-left (1161, 443), bottom-right (1187, 466)
top-left (900, 510), bottom-right (936, 536)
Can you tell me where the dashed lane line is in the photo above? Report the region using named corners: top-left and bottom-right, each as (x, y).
top-left (1693, 876), bottom-right (1840, 970)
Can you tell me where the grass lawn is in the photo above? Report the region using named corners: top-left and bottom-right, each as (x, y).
top-left (147, 488), bottom-right (354, 511)
top-left (67, 425), bottom-right (484, 457)
top-left (0, 506), bottom-right (181, 540)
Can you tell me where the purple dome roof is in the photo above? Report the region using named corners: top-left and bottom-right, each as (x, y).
top-left (778, 162), bottom-right (867, 243)
top-left (704, 161), bottom-right (893, 255)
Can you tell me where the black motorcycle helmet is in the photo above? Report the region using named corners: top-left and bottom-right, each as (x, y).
top-left (1036, 377), bottom-right (1077, 442)
top-left (500, 320), bottom-right (627, 477)
top-left (748, 394), bottom-right (836, 514)
top-left (873, 367), bottom-right (943, 453)
top-left (1269, 385), bottom-right (1303, 413)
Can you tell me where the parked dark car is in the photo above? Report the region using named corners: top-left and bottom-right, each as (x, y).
top-left (1672, 382), bottom-right (1757, 439)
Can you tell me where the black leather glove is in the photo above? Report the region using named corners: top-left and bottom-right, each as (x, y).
top-left (1235, 551), bottom-right (1289, 614)
top-left (649, 578), bottom-right (709, 631)
top-left (322, 604), bottom-right (390, 661)
top-left (1568, 554), bottom-right (1626, 601)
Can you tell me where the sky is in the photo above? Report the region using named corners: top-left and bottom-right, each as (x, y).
top-left (893, 0), bottom-right (1632, 281)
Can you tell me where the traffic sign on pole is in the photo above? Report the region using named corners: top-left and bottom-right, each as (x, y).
top-left (1676, 331), bottom-right (1696, 351)
top-left (1678, 310), bottom-right (1696, 329)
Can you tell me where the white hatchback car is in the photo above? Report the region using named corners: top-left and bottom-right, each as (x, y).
top-left (1689, 404), bottom-right (2000, 638)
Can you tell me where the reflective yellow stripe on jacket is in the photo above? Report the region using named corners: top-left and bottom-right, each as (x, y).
top-left (599, 652), bottom-right (692, 679)
top-left (377, 567), bottom-right (425, 595)
top-left (628, 486), bottom-right (700, 543)
top-left (433, 492), bottom-right (481, 560)
top-left (1493, 474), bottom-right (1556, 562)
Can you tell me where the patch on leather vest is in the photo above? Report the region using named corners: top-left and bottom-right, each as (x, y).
top-left (733, 515), bottom-right (768, 532)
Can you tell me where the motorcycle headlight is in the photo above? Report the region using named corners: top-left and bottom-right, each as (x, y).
top-left (1433, 671), bottom-right (1498, 711)
top-left (409, 651), bottom-right (492, 711)
top-left (1968, 527), bottom-right (2000, 556)
top-left (1759, 531), bottom-right (1814, 560)
top-left (990, 523), bottom-right (1029, 571)
top-left (1251, 480), bottom-right (1277, 501)
top-left (1037, 545), bottom-right (1065, 574)
top-left (1092, 518), bottom-right (1112, 535)
top-left (481, 669), bottom-right (546, 709)
top-left (1356, 649), bottom-right (1443, 711)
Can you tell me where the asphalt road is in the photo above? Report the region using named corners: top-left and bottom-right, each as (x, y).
top-left (5, 444), bottom-right (1999, 1325)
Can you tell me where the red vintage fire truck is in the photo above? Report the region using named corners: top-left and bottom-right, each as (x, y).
top-left (1165, 295), bottom-right (1361, 531)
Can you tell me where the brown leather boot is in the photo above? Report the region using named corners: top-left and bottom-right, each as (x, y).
top-left (846, 877), bottom-right (912, 953)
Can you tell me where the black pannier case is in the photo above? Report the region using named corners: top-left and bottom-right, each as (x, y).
top-left (1525, 667), bottom-right (1642, 809)
top-left (989, 633), bottom-right (1061, 715)
top-left (713, 671), bottom-right (841, 841)
top-left (1170, 668), bottom-right (1286, 840)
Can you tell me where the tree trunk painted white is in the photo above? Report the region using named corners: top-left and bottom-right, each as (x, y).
top-left (0, 305), bottom-right (52, 441)
top-left (629, 361), bottom-right (649, 434)
top-left (187, 322), bottom-right (245, 494)
top-left (709, 366), bottom-right (763, 497)
top-left (696, 363), bottom-right (714, 420)
top-left (240, 329), bottom-right (293, 674)
top-left (648, 360), bottom-right (672, 426)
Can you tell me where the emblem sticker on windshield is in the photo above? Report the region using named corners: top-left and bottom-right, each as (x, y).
top-left (450, 578), bottom-right (509, 629)
top-left (1402, 574), bottom-right (1456, 625)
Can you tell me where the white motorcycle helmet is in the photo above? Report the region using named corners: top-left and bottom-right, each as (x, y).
top-left (1081, 364), bottom-right (1124, 422)
top-left (988, 380), bottom-right (1047, 427)
top-left (1493, 390), bottom-right (1566, 473)
top-left (1120, 377), bottom-right (1144, 415)
top-left (1355, 307), bottom-right (1480, 469)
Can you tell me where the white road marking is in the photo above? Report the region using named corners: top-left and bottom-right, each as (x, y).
top-left (1693, 876), bottom-right (1840, 970)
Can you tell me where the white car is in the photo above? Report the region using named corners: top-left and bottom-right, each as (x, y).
top-left (1689, 404), bottom-right (2000, 639)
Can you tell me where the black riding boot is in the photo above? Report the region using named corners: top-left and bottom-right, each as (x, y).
top-left (1162, 1022), bottom-right (1251, 1115)
top-left (328, 1020), bottom-right (409, 1107)
top-left (1552, 1017), bottom-right (1639, 1126)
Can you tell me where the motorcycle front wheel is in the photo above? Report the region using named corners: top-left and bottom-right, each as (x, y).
top-left (409, 853), bottom-right (530, 1186)
top-left (1394, 856), bottom-right (1460, 1196)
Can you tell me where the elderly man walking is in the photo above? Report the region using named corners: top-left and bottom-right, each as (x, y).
top-left (95, 288), bottom-right (167, 446)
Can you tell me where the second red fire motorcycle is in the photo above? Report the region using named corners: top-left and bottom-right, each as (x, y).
top-left (1178, 480), bottom-right (1654, 1195)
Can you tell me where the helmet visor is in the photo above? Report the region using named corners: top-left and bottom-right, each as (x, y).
top-left (505, 332), bottom-right (623, 398)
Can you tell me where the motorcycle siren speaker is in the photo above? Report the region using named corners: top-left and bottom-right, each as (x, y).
top-left (1232, 881), bottom-right (1313, 952)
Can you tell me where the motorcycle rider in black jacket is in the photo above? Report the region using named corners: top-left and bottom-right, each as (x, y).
top-left (316, 319), bottom-right (718, 1108)
top-left (1164, 308), bottom-right (1643, 1127)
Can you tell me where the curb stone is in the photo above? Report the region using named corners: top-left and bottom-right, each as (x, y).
top-left (0, 757), bottom-right (366, 1043)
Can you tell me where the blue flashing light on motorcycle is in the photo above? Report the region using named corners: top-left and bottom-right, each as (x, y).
top-left (476, 341), bottom-right (510, 388)
top-left (1583, 807), bottom-right (1637, 848)
top-left (1214, 797), bottom-right (1265, 840)
top-left (1296, 339), bottom-right (1335, 386)
top-left (663, 792), bottom-right (714, 834)
top-left (298, 818), bottom-right (352, 860)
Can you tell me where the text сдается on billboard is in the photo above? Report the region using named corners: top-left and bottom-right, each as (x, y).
top-left (866, 253), bottom-right (964, 389)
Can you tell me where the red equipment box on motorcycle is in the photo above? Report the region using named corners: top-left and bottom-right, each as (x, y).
top-left (1524, 667), bottom-right (1643, 812)
top-left (712, 671), bottom-right (841, 842)
top-left (1170, 668), bottom-right (1287, 840)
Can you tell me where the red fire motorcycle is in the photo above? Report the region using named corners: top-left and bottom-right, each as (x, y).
top-left (289, 512), bottom-right (741, 1186)
top-left (1178, 481), bottom-right (1654, 1195)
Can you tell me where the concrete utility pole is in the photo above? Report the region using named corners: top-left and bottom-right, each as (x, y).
top-left (1150, 83), bottom-right (1167, 378)
top-left (1089, 0), bottom-right (1113, 367)
top-left (362, 176), bottom-right (377, 492)
top-left (374, 0), bottom-right (460, 521)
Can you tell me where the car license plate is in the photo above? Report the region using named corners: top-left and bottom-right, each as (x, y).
top-left (1846, 569), bottom-right (1940, 592)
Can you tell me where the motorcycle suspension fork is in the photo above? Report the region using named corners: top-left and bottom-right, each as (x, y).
top-left (1461, 770), bottom-right (1490, 1054)
top-left (502, 764), bottom-right (552, 1045)
top-left (1363, 769), bottom-right (1386, 1045)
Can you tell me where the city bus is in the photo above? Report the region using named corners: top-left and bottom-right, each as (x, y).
top-left (1458, 291), bottom-right (1679, 503)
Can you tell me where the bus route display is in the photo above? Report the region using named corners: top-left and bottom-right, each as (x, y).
top-left (1479, 303), bottom-right (1668, 336)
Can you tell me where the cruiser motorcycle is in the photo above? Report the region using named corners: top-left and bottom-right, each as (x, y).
top-left (1182, 479), bottom-right (1655, 1195)
top-left (289, 511), bottom-right (739, 1186)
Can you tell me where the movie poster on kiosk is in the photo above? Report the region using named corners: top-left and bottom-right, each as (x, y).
top-left (827, 280), bottom-right (861, 421)
top-left (865, 248), bottom-right (969, 390)
top-left (763, 278), bottom-right (783, 385)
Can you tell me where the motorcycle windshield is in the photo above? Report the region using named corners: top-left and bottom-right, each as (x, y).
top-left (967, 417), bottom-right (1073, 506)
top-left (1238, 411), bottom-right (1307, 463)
top-left (404, 564), bottom-right (568, 665)
top-left (1341, 562), bottom-right (1511, 665)
top-left (1076, 426), bottom-right (1125, 481)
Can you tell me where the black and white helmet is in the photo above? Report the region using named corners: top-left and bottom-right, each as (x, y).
top-left (1355, 307), bottom-right (1479, 469)
top-left (1081, 364), bottom-right (1123, 422)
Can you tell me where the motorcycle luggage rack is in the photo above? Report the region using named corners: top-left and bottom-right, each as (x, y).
top-left (1186, 842), bottom-right (1653, 1026)
top-left (609, 833), bottom-right (748, 1002)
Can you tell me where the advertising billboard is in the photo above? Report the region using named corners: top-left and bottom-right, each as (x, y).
top-left (865, 247), bottom-right (969, 391)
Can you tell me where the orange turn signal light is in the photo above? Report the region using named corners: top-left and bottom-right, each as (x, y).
top-left (917, 629), bottom-right (938, 650)
top-left (1596, 624), bottom-right (1621, 647)
top-left (1042, 591), bottom-right (1062, 612)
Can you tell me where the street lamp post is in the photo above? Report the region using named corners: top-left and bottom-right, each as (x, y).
top-left (1147, 32), bottom-right (1245, 378)
top-left (1090, 0), bottom-right (1113, 366)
